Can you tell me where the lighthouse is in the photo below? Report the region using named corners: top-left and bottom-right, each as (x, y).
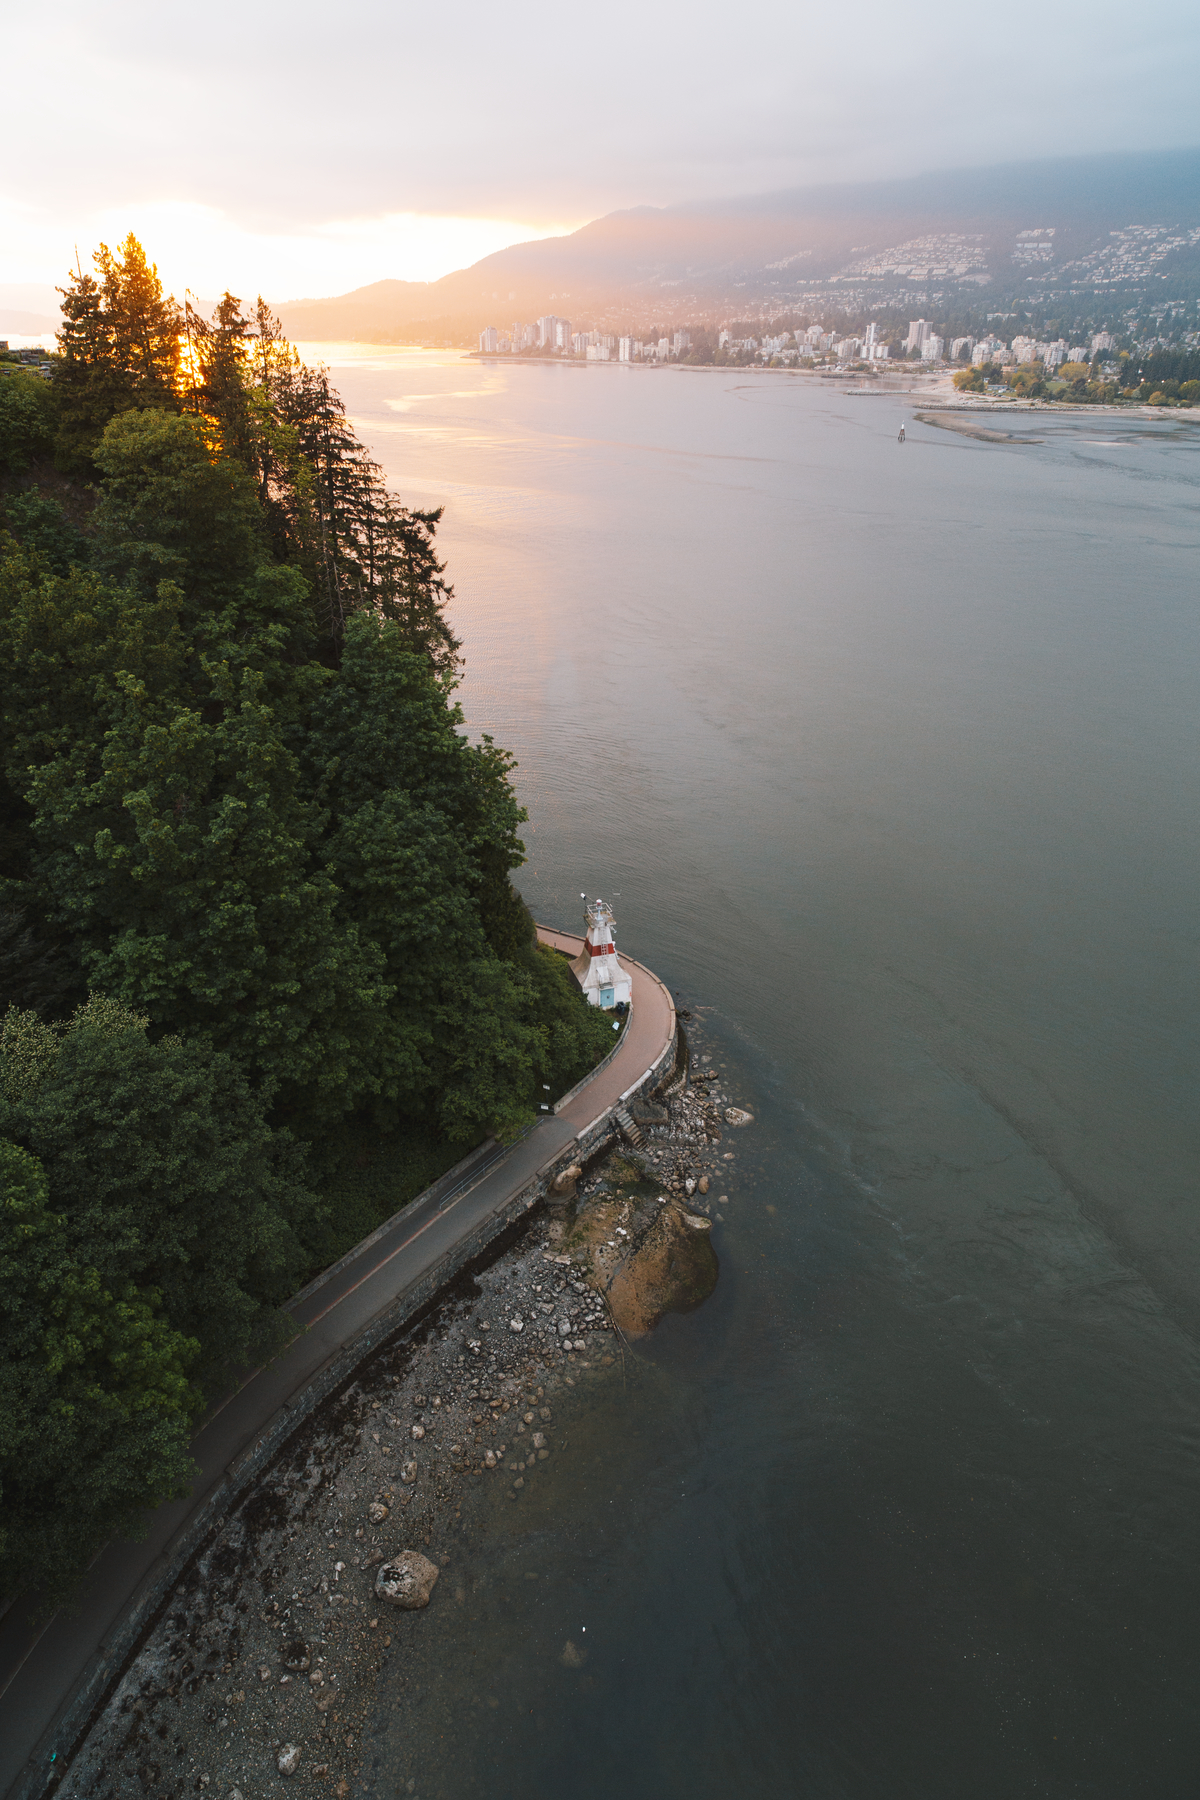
top-left (570, 897), bottom-right (633, 1010)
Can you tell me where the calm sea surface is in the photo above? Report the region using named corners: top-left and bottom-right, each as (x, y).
top-left (310, 350), bottom-right (1200, 1797)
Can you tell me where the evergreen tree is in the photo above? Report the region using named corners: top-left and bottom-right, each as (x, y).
top-left (54, 236), bottom-right (181, 473)
top-left (185, 291), bottom-right (254, 468)
top-left (237, 306), bottom-right (460, 670)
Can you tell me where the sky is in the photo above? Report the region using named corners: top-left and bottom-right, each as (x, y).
top-left (4, 0), bottom-right (1199, 308)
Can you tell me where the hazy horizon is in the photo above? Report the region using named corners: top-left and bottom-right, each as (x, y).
top-left (4, 0), bottom-right (1199, 301)
top-left (6, 139), bottom-right (1200, 338)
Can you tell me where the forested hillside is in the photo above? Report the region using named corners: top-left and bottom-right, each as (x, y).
top-left (0, 236), bottom-right (611, 1606)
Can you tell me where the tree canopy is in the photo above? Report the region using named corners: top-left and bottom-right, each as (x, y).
top-left (0, 1134), bottom-right (199, 1605)
top-left (0, 234), bottom-right (613, 1606)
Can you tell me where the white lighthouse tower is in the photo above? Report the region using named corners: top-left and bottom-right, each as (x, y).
top-left (570, 897), bottom-right (633, 1010)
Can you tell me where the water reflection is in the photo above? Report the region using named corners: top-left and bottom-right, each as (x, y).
top-left (316, 350), bottom-right (1200, 1795)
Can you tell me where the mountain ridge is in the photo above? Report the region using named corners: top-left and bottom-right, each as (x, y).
top-left (275, 146), bottom-right (1200, 343)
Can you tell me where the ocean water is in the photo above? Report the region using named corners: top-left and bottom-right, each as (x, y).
top-left (309, 348), bottom-right (1200, 1797)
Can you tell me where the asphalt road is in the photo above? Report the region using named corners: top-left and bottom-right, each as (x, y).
top-left (0, 928), bottom-right (675, 1798)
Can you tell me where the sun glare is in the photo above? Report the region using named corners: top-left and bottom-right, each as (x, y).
top-left (1, 198), bottom-right (581, 305)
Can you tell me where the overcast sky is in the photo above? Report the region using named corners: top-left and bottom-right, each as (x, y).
top-left (4, 0), bottom-right (1199, 304)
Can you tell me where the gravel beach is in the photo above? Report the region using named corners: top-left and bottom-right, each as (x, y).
top-left (56, 1026), bottom-right (747, 1800)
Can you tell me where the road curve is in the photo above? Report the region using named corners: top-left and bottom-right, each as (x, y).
top-left (0, 927), bottom-right (676, 1799)
top-left (535, 927), bottom-right (676, 1132)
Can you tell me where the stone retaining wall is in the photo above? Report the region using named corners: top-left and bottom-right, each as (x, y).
top-left (11, 1023), bottom-right (680, 1800)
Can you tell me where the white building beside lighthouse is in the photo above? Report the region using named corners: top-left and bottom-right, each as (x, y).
top-left (570, 897), bottom-right (633, 1010)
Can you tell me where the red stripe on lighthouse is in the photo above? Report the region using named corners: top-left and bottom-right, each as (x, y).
top-left (588, 942), bottom-right (615, 956)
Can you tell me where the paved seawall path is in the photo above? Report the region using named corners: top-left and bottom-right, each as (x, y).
top-left (0, 930), bottom-right (676, 1800)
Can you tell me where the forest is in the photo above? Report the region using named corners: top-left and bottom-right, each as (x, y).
top-left (0, 236), bottom-right (613, 1606)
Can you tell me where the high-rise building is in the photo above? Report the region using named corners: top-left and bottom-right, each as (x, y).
top-left (534, 315), bottom-right (571, 351)
top-left (971, 335), bottom-right (1003, 366)
top-left (479, 327), bottom-right (500, 353)
top-left (906, 319), bottom-right (931, 354)
top-left (950, 336), bottom-right (974, 360)
top-left (920, 335), bottom-right (944, 361)
top-left (673, 330), bottom-right (691, 354)
top-left (618, 337), bottom-right (633, 361)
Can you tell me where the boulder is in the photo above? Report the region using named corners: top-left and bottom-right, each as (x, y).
top-left (368, 1501), bottom-right (389, 1523)
top-left (375, 1550), bottom-right (440, 1610)
top-left (277, 1745), bottom-right (301, 1777)
top-left (724, 1107), bottom-right (754, 1127)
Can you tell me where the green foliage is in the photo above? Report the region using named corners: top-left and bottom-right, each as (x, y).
top-left (90, 408), bottom-right (265, 618)
top-left (0, 491), bottom-right (88, 573)
top-left (0, 370), bottom-right (58, 475)
top-left (0, 232), bottom-right (616, 1602)
top-left (0, 907), bottom-right (81, 1018)
top-left (0, 613), bottom-right (384, 1115)
top-left (1004, 366), bottom-right (1045, 398)
top-left (300, 1119), bottom-right (467, 1270)
top-left (0, 1137), bottom-right (200, 1607)
top-left (299, 616), bottom-right (544, 1140)
top-left (0, 997), bottom-right (318, 1381)
top-left (524, 941), bottom-right (620, 1094)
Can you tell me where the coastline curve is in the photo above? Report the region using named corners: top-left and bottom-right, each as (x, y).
top-left (0, 926), bottom-right (676, 1800)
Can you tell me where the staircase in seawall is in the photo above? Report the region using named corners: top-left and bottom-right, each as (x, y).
top-left (615, 1106), bottom-right (645, 1148)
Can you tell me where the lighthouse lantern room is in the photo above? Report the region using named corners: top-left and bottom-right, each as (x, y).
top-left (571, 897), bottom-right (633, 1010)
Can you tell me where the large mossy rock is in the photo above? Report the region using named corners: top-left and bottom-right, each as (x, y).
top-left (564, 1154), bottom-right (718, 1337)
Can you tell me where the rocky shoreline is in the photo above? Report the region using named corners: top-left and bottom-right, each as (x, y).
top-left (57, 1031), bottom-right (749, 1800)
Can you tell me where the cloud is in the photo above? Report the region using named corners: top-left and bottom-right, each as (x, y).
top-left (2, 0), bottom-right (1198, 289)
